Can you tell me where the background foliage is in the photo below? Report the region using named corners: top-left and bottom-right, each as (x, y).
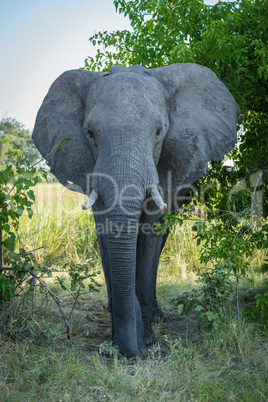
top-left (0, 117), bottom-right (40, 166)
top-left (0, 119), bottom-right (99, 312)
top-left (0, 161), bottom-right (45, 301)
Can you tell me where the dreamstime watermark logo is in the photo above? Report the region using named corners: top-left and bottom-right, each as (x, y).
top-left (94, 219), bottom-right (156, 239)
top-left (227, 170), bottom-right (263, 230)
top-left (6, 169), bottom-right (264, 236)
top-left (74, 171), bottom-right (198, 216)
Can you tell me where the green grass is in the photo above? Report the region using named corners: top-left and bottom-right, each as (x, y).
top-left (13, 183), bottom-right (100, 266)
top-left (1, 183), bottom-right (267, 401)
top-left (0, 318), bottom-right (267, 401)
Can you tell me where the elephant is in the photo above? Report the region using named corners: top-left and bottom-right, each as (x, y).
top-left (32, 63), bottom-right (240, 357)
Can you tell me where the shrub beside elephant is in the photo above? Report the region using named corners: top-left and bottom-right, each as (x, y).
top-left (32, 63), bottom-right (240, 357)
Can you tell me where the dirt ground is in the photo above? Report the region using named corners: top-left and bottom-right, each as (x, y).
top-left (71, 295), bottom-right (197, 356)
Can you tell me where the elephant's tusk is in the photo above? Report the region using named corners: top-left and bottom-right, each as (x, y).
top-left (151, 186), bottom-right (167, 212)
top-left (81, 190), bottom-right (98, 210)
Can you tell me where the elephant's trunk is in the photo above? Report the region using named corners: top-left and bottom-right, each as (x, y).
top-left (102, 174), bottom-right (145, 357)
top-left (107, 205), bottom-right (144, 357)
top-left (95, 148), bottom-right (152, 356)
top-left (90, 140), bottom-right (162, 356)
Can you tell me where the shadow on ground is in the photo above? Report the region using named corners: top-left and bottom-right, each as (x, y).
top-left (71, 296), bottom-right (197, 356)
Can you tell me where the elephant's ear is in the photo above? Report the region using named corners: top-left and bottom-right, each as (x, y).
top-left (149, 64), bottom-right (240, 192)
top-left (32, 69), bottom-right (103, 194)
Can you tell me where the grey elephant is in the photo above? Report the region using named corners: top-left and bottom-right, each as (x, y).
top-left (32, 63), bottom-right (240, 357)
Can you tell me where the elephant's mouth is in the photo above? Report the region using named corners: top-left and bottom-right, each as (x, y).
top-left (81, 184), bottom-right (167, 212)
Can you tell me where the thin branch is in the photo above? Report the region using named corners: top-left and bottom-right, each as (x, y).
top-left (32, 274), bottom-right (71, 340)
top-left (0, 267), bottom-right (14, 272)
top-left (25, 247), bottom-right (46, 254)
top-left (245, 171), bottom-right (262, 241)
top-left (236, 279), bottom-right (240, 325)
top-left (7, 183), bottom-right (16, 196)
top-left (68, 287), bottom-right (81, 321)
top-left (0, 229), bottom-right (3, 273)
top-left (231, 207), bottom-right (250, 246)
top-left (6, 137), bottom-right (69, 197)
top-left (31, 137), bottom-right (69, 167)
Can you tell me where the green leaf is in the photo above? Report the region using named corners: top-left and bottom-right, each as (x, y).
top-left (27, 208), bottom-right (34, 219)
top-left (2, 223), bottom-right (10, 233)
top-left (27, 189), bottom-right (35, 201)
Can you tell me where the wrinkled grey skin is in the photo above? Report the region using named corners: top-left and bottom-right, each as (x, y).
top-left (32, 64), bottom-right (240, 357)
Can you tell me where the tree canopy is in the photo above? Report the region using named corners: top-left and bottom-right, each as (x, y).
top-left (0, 117), bottom-right (40, 167)
top-left (84, 0), bottom-right (267, 217)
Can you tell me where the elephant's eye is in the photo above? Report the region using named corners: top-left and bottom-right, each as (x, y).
top-left (85, 128), bottom-right (98, 149)
top-left (85, 128), bottom-right (96, 142)
top-left (86, 129), bottom-right (95, 139)
top-left (156, 128), bottom-right (161, 138)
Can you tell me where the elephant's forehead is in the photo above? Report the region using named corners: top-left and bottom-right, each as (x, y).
top-left (88, 73), bottom-right (164, 106)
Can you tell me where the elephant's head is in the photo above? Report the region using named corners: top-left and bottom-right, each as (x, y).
top-left (33, 63), bottom-right (240, 357)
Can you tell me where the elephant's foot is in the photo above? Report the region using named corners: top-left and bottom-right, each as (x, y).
top-left (144, 332), bottom-right (156, 346)
top-left (112, 337), bottom-right (147, 358)
top-left (110, 296), bottom-right (147, 358)
top-left (151, 299), bottom-right (165, 323)
top-left (143, 322), bottom-right (157, 346)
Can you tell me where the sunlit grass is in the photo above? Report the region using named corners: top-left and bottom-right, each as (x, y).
top-left (16, 183), bottom-right (100, 265)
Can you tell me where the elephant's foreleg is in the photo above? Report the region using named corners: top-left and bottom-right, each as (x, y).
top-left (92, 202), bottom-right (114, 337)
top-left (136, 205), bottom-right (168, 345)
top-left (92, 201), bottom-right (111, 293)
top-left (151, 231), bottom-right (169, 323)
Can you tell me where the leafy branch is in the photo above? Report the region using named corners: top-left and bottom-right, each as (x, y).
top-left (0, 153), bottom-right (100, 340)
top-left (155, 170), bottom-right (267, 329)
